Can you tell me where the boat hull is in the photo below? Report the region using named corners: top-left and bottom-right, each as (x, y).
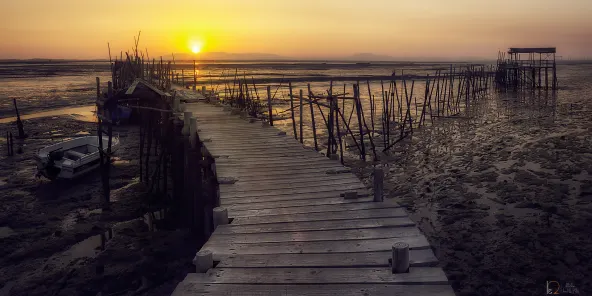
top-left (36, 136), bottom-right (119, 180)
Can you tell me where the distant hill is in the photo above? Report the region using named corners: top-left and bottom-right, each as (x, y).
top-left (341, 53), bottom-right (398, 61)
top-left (173, 52), bottom-right (290, 61)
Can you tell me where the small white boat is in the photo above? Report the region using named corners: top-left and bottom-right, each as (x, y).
top-left (35, 136), bottom-right (120, 180)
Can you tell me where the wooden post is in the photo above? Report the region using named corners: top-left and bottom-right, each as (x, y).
top-left (5, 132), bottom-right (9, 156)
top-left (182, 69), bottom-right (185, 88)
top-left (289, 82), bottom-right (297, 140)
top-left (213, 207), bottom-right (229, 229)
top-left (193, 60), bottom-right (197, 91)
top-left (193, 250), bottom-right (213, 273)
top-left (354, 84), bottom-right (366, 160)
top-left (373, 167), bottom-right (384, 202)
top-left (299, 89), bottom-right (304, 144)
top-left (267, 86), bottom-right (273, 126)
top-left (392, 242), bottom-right (410, 273)
top-left (307, 84), bottom-right (318, 150)
top-left (13, 99), bottom-right (26, 138)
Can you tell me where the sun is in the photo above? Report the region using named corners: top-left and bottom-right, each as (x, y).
top-left (190, 41), bottom-right (203, 54)
top-left (191, 44), bottom-right (201, 54)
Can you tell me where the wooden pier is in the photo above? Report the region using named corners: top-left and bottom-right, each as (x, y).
top-left (171, 90), bottom-right (454, 295)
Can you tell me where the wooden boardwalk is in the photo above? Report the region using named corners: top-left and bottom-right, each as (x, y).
top-left (171, 91), bottom-right (454, 296)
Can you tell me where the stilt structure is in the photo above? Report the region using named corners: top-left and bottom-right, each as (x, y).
top-left (495, 47), bottom-right (557, 91)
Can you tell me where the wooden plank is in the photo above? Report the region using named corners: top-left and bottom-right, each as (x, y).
top-left (224, 197), bottom-right (374, 211)
top-left (202, 236), bottom-right (431, 258)
top-left (228, 201), bottom-right (401, 218)
top-left (216, 249), bottom-right (438, 268)
top-left (220, 174), bottom-right (360, 187)
top-left (172, 282), bottom-right (456, 296)
top-left (221, 170), bottom-right (356, 183)
top-left (221, 191), bottom-right (370, 207)
top-left (221, 183), bottom-right (366, 200)
top-left (220, 177), bottom-right (364, 194)
top-left (206, 226), bottom-right (421, 245)
top-left (217, 164), bottom-right (346, 176)
top-left (216, 217), bottom-right (414, 234)
top-left (178, 267), bottom-right (449, 285)
top-left (230, 207), bottom-right (406, 224)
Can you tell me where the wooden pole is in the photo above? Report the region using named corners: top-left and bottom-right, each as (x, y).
top-left (354, 84), bottom-right (366, 160)
top-left (289, 82), bottom-right (297, 139)
top-left (267, 86), bottom-right (273, 126)
top-left (299, 89), bottom-right (304, 144)
top-left (193, 60), bottom-right (197, 91)
top-left (307, 84), bottom-right (318, 150)
top-left (13, 99), bottom-right (25, 138)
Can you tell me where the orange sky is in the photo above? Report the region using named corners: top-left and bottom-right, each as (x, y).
top-left (1, 0), bottom-right (591, 59)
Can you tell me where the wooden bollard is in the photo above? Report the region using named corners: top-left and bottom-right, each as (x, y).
top-left (182, 112), bottom-right (191, 136)
top-left (213, 207), bottom-right (229, 229)
top-left (373, 167), bottom-right (384, 202)
top-left (193, 250), bottom-right (213, 273)
top-left (391, 242), bottom-right (410, 273)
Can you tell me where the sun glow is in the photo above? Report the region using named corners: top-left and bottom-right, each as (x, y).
top-left (190, 41), bottom-right (203, 54)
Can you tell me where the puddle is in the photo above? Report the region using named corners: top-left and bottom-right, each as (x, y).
top-left (42, 229), bottom-right (113, 271)
top-left (0, 105), bottom-right (96, 124)
top-left (0, 226), bottom-right (15, 239)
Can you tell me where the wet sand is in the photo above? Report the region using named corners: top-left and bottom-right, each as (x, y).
top-left (0, 115), bottom-right (197, 296)
top-left (347, 96), bottom-right (592, 295)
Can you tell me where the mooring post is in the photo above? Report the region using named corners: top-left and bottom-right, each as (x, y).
top-left (13, 99), bottom-right (26, 139)
top-left (391, 242), bottom-right (410, 273)
top-left (373, 167), bottom-right (384, 202)
top-left (193, 250), bottom-right (213, 273)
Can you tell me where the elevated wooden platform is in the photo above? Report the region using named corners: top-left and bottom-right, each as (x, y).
top-left (171, 90), bottom-right (454, 296)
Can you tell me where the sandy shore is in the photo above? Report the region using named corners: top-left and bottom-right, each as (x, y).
top-left (347, 100), bottom-right (592, 295)
top-left (0, 116), bottom-right (197, 296)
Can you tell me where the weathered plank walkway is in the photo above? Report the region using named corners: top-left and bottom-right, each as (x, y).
top-left (171, 90), bottom-right (454, 295)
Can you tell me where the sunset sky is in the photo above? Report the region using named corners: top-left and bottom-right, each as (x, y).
top-left (1, 0), bottom-right (591, 60)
